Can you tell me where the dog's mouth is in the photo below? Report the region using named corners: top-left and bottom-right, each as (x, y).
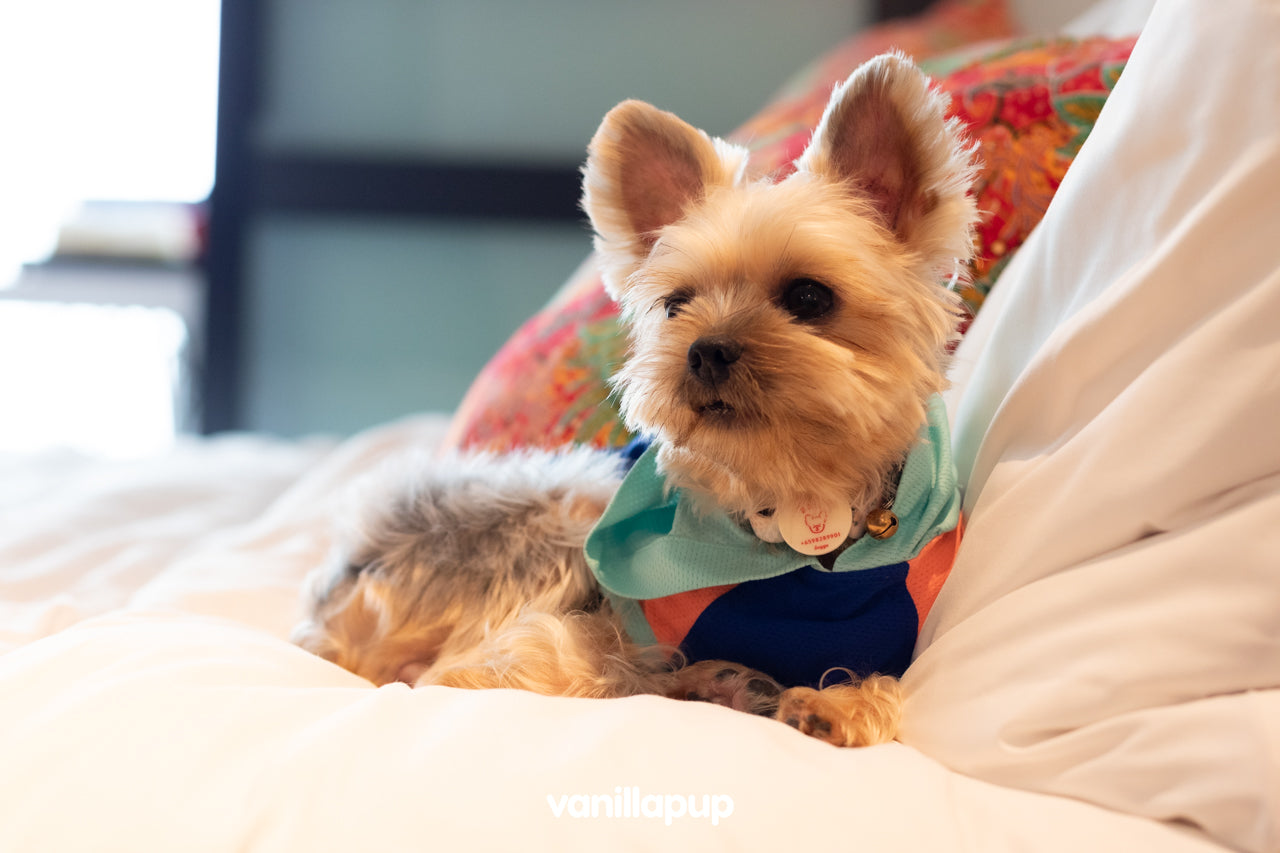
top-left (684, 383), bottom-right (763, 427)
top-left (697, 399), bottom-right (735, 417)
top-left (682, 377), bottom-right (757, 428)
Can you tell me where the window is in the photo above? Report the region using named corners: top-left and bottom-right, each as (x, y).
top-left (0, 0), bottom-right (219, 456)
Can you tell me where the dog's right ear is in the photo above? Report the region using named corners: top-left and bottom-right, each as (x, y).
top-left (794, 52), bottom-right (977, 268)
top-left (582, 100), bottom-right (747, 298)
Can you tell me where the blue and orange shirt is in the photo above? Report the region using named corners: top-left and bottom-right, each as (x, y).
top-left (584, 395), bottom-right (962, 689)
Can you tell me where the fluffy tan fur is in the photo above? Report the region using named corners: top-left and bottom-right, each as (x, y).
top-left (296, 53), bottom-right (978, 749)
top-left (293, 447), bottom-right (623, 687)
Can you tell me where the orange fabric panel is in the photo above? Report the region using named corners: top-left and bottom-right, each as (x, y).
top-left (641, 583), bottom-right (737, 647)
top-left (905, 514), bottom-right (964, 630)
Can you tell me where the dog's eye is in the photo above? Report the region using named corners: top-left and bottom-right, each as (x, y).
top-left (663, 292), bottom-right (691, 319)
top-left (780, 278), bottom-right (834, 321)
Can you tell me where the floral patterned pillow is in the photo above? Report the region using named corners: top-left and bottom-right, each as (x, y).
top-left (932, 36), bottom-right (1134, 315)
top-left (445, 1), bottom-right (1133, 453)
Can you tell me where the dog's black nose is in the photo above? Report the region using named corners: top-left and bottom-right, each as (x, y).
top-left (687, 336), bottom-right (742, 385)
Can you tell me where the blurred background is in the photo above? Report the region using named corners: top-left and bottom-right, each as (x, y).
top-left (0, 0), bottom-right (896, 457)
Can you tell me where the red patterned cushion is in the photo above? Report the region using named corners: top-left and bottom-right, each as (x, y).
top-left (445, 4), bottom-right (1134, 454)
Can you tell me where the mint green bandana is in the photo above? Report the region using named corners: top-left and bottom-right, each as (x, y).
top-left (585, 395), bottom-right (960, 615)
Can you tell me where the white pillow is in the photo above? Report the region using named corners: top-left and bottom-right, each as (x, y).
top-left (1059, 0), bottom-right (1156, 37)
top-left (911, 1), bottom-right (1280, 851)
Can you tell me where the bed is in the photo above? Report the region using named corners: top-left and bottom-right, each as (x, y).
top-left (2, 0), bottom-right (1277, 850)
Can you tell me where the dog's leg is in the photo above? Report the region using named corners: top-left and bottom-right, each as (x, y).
top-left (774, 675), bottom-right (902, 747)
top-left (418, 608), bottom-right (674, 700)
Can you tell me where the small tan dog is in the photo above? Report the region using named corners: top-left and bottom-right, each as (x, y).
top-left (294, 53), bottom-right (977, 747)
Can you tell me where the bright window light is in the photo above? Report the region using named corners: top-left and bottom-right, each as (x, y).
top-left (0, 301), bottom-right (188, 458)
top-left (0, 1), bottom-right (217, 455)
top-left (0, 0), bottom-right (220, 283)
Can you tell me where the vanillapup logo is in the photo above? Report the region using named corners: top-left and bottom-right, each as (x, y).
top-left (546, 786), bottom-right (734, 826)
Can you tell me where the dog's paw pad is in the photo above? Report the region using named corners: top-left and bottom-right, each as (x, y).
top-left (669, 661), bottom-right (782, 716)
top-left (777, 689), bottom-right (843, 744)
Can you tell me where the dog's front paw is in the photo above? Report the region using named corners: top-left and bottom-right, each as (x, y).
top-left (667, 660), bottom-right (782, 716)
top-left (775, 676), bottom-right (902, 747)
top-left (776, 688), bottom-right (840, 743)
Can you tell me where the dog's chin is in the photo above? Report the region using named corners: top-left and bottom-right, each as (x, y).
top-left (647, 386), bottom-right (916, 520)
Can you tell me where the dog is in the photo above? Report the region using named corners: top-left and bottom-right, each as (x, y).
top-left (293, 52), bottom-right (977, 747)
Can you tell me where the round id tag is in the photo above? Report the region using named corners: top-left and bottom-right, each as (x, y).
top-left (776, 500), bottom-right (852, 556)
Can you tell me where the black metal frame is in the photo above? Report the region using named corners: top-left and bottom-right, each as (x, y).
top-left (202, 0), bottom-right (260, 434)
top-left (250, 154), bottom-right (582, 220)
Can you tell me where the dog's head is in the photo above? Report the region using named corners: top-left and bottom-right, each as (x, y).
top-left (582, 53), bottom-right (977, 518)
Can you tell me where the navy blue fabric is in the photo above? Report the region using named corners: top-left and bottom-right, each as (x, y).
top-left (609, 434), bottom-right (918, 686)
top-left (618, 436), bottom-right (652, 471)
top-left (678, 563), bottom-right (917, 688)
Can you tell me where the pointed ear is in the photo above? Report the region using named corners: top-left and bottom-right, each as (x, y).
top-left (795, 52), bottom-right (976, 255)
top-left (582, 100), bottom-right (747, 296)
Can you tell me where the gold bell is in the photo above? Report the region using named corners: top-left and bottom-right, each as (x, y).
top-left (865, 508), bottom-right (899, 540)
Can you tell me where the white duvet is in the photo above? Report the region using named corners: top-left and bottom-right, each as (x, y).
top-left (1, 1), bottom-right (1277, 850)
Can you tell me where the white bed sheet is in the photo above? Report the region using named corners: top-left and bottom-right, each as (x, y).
top-left (0, 434), bottom-right (333, 655)
top-left (0, 611), bottom-right (1226, 852)
top-left (2, 0), bottom-right (1277, 850)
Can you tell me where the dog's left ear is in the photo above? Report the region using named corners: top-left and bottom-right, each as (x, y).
top-left (582, 100), bottom-right (748, 298)
top-left (796, 52), bottom-right (976, 260)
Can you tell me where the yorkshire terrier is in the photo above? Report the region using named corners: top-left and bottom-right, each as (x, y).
top-left (293, 53), bottom-right (977, 748)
